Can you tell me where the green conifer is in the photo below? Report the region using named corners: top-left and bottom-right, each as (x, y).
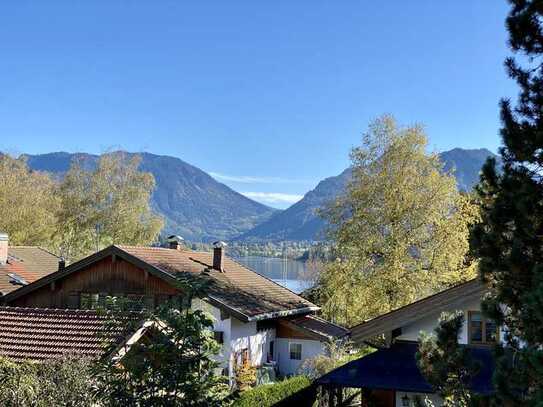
top-left (470, 1), bottom-right (543, 404)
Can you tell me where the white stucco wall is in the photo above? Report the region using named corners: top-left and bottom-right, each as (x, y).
top-left (230, 317), bottom-right (275, 370)
top-left (397, 297), bottom-right (490, 344)
top-left (191, 298), bottom-right (232, 373)
top-left (275, 337), bottom-right (326, 376)
top-left (191, 298), bottom-right (277, 382)
top-left (191, 299), bottom-right (331, 382)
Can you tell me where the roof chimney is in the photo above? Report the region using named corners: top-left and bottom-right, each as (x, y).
top-left (167, 235), bottom-right (184, 250)
top-left (58, 257), bottom-right (66, 272)
top-left (0, 233), bottom-right (8, 265)
top-left (213, 241), bottom-right (227, 272)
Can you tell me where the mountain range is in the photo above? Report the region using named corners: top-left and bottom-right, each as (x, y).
top-left (23, 152), bottom-right (276, 242)
top-left (20, 148), bottom-right (498, 242)
top-left (238, 148), bottom-right (499, 242)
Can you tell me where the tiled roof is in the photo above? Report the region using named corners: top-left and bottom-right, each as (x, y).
top-left (118, 246), bottom-right (318, 320)
top-left (288, 314), bottom-right (349, 341)
top-left (0, 247), bottom-right (60, 296)
top-left (0, 306), bottom-right (139, 362)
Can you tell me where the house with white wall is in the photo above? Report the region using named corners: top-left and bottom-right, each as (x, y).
top-left (2, 237), bottom-right (348, 384)
top-left (316, 279), bottom-right (496, 407)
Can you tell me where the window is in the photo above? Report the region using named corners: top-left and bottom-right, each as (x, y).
top-left (214, 331), bottom-right (224, 344)
top-left (269, 340), bottom-right (274, 359)
top-left (79, 292), bottom-right (154, 311)
top-left (469, 311), bottom-right (498, 345)
top-left (289, 343), bottom-right (302, 360)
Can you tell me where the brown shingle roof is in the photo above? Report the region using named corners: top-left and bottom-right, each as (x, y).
top-left (0, 306), bottom-right (139, 362)
top-left (288, 315), bottom-right (349, 341)
top-left (0, 247), bottom-right (60, 296)
top-left (118, 246), bottom-right (318, 320)
top-left (4, 245), bottom-right (319, 321)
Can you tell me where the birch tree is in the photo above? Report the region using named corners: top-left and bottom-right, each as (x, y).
top-left (319, 116), bottom-right (479, 326)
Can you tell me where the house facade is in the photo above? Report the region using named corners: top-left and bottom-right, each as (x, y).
top-left (316, 279), bottom-right (496, 407)
top-left (1, 239), bottom-right (347, 382)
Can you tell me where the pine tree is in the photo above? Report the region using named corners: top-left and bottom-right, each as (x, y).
top-left (417, 312), bottom-right (481, 407)
top-left (470, 0), bottom-right (543, 404)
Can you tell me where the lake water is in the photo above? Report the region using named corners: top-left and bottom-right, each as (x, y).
top-left (234, 256), bottom-right (313, 294)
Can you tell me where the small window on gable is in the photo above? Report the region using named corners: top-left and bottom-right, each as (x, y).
top-left (469, 311), bottom-right (498, 345)
top-left (289, 343), bottom-right (302, 360)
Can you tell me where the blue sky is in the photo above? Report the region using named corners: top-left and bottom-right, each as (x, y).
top-left (0, 1), bottom-right (515, 208)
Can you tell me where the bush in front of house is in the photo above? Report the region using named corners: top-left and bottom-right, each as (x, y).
top-left (0, 355), bottom-right (96, 407)
top-left (233, 375), bottom-right (313, 407)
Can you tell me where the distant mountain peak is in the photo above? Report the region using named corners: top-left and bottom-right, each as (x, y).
top-left (22, 151), bottom-right (277, 242)
top-left (238, 147), bottom-right (498, 242)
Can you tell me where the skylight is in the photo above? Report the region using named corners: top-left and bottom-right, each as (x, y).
top-left (7, 273), bottom-right (28, 286)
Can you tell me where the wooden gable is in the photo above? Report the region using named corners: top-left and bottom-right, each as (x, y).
top-left (9, 254), bottom-right (179, 309)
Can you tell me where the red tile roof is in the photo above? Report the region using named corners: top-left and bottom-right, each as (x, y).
top-left (118, 246), bottom-right (318, 320)
top-left (0, 247), bottom-right (60, 296)
top-left (4, 245), bottom-right (319, 322)
top-left (0, 306), bottom-right (140, 362)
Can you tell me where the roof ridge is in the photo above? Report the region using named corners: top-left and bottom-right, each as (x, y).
top-left (116, 244), bottom-right (210, 255)
top-left (0, 306), bottom-right (142, 316)
top-left (8, 246), bottom-right (61, 258)
top-left (35, 246), bottom-right (61, 258)
top-left (0, 306), bottom-right (100, 314)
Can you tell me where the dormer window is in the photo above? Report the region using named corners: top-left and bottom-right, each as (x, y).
top-left (468, 311), bottom-right (498, 345)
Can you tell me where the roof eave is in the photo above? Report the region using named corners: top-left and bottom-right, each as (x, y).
top-left (205, 295), bottom-right (319, 323)
top-left (246, 306), bottom-right (321, 322)
top-left (350, 279), bottom-right (486, 343)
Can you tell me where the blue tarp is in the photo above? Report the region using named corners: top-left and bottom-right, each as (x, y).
top-left (315, 341), bottom-right (494, 395)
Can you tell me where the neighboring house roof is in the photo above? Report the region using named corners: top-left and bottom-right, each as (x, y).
top-left (0, 247), bottom-right (61, 296)
top-left (350, 279), bottom-right (486, 344)
top-left (0, 306), bottom-right (142, 362)
top-left (316, 341), bottom-right (494, 395)
top-left (286, 315), bottom-right (349, 342)
top-left (4, 245), bottom-right (319, 322)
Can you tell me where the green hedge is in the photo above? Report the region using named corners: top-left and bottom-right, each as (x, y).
top-left (233, 375), bottom-right (312, 407)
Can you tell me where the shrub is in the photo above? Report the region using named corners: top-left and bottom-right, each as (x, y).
top-left (234, 360), bottom-right (257, 392)
top-left (0, 355), bottom-right (96, 407)
top-left (233, 375), bottom-right (312, 407)
top-left (298, 340), bottom-right (369, 379)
